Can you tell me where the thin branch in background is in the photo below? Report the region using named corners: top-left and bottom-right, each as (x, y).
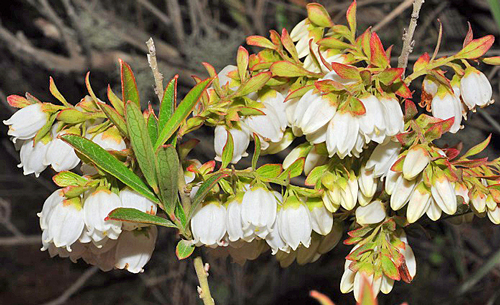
top-left (60, 0), bottom-right (92, 66)
top-left (372, 0), bottom-right (414, 32)
top-left (146, 38), bottom-right (165, 103)
top-left (414, 1), bottom-right (447, 44)
top-left (0, 236), bottom-right (41, 246)
top-left (398, 0), bottom-right (424, 74)
top-left (42, 266), bottom-right (99, 305)
top-left (166, 0), bottom-right (186, 48)
top-left (138, 0), bottom-right (172, 28)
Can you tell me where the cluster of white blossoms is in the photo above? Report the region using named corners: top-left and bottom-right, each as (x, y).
top-left (5, 1), bottom-right (500, 302)
top-left (39, 187), bottom-right (157, 273)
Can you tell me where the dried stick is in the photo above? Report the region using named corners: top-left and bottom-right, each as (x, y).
top-left (42, 266), bottom-right (99, 305)
top-left (194, 256), bottom-right (215, 305)
top-left (146, 38), bottom-right (164, 103)
top-left (397, 0), bottom-right (424, 75)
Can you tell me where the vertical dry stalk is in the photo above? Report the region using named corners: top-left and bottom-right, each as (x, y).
top-left (146, 38), bottom-right (165, 102)
top-left (398, 0), bottom-right (425, 75)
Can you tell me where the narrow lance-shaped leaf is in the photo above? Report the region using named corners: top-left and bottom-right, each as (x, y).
top-left (188, 173), bottom-right (228, 220)
top-left (61, 134), bottom-right (159, 203)
top-left (147, 113), bottom-right (159, 144)
top-left (346, 0), bottom-right (357, 36)
top-left (455, 35), bottom-right (495, 59)
top-left (53, 171), bottom-right (88, 187)
top-left (125, 101), bottom-right (158, 193)
top-left (176, 240), bottom-right (195, 260)
top-left (307, 3), bottom-right (333, 27)
top-left (370, 32), bottom-right (389, 68)
top-left (34, 112), bottom-right (57, 143)
top-left (235, 72), bottom-right (272, 97)
top-left (462, 134), bottom-right (492, 158)
top-left (107, 85), bottom-right (125, 115)
top-left (98, 102), bottom-right (129, 137)
top-left (49, 77), bottom-right (71, 107)
top-left (120, 59), bottom-right (140, 108)
top-left (106, 207), bottom-right (176, 228)
top-left (221, 130), bottom-right (234, 169)
top-left (237, 46), bottom-right (249, 82)
top-left (252, 133), bottom-right (261, 169)
top-left (155, 145), bottom-right (179, 215)
top-left (155, 78), bottom-right (212, 150)
top-left (159, 75), bottom-right (178, 130)
top-left (271, 61), bottom-right (320, 78)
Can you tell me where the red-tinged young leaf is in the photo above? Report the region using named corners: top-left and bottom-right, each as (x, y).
top-left (7, 95), bottom-right (34, 108)
top-left (188, 173), bottom-right (229, 220)
top-left (237, 46), bottom-right (249, 82)
top-left (317, 37), bottom-right (352, 50)
top-left (199, 160), bottom-right (216, 175)
top-left (454, 158), bottom-right (489, 168)
top-left (346, 0), bottom-right (357, 34)
top-left (155, 78), bottom-right (212, 150)
top-left (176, 240), bottom-right (195, 260)
top-left (360, 70), bottom-right (372, 85)
top-left (455, 35), bottom-right (495, 59)
top-left (413, 52), bottom-right (430, 72)
top-left (398, 261), bottom-right (413, 283)
top-left (53, 171), bottom-right (88, 187)
top-left (463, 22), bottom-right (474, 48)
top-left (256, 164), bottom-right (283, 179)
top-left (236, 71), bottom-right (272, 97)
top-left (385, 45), bottom-right (393, 59)
top-left (425, 117), bottom-right (454, 141)
top-left (370, 32), bottom-right (389, 68)
top-left (26, 92), bottom-right (42, 104)
top-left (396, 131), bottom-right (416, 147)
top-left (393, 81), bottom-right (412, 99)
top-left (483, 56), bottom-right (500, 65)
top-left (221, 129), bottom-right (234, 169)
top-left (57, 108), bottom-right (96, 124)
top-left (359, 279), bottom-right (379, 305)
top-left (390, 156), bottom-right (404, 172)
top-left (356, 28), bottom-right (372, 58)
top-left (279, 158), bottom-right (305, 179)
top-left (49, 77), bottom-right (71, 107)
top-left (281, 28), bottom-right (299, 61)
top-left (307, 3), bottom-right (333, 27)
top-left (378, 68), bottom-right (404, 86)
top-left (107, 85), bottom-right (125, 115)
top-left (120, 59), bottom-right (140, 108)
top-left (285, 85), bottom-right (316, 102)
top-left (252, 133), bottom-right (261, 170)
top-left (381, 255), bottom-right (401, 281)
top-left (246, 35), bottom-right (276, 49)
top-left (309, 290), bottom-right (335, 305)
top-left (429, 69), bottom-right (451, 87)
top-left (315, 80), bottom-right (345, 92)
top-left (344, 235), bottom-right (363, 245)
top-left (347, 225), bottom-right (374, 238)
top-left (462, 134), bottom-right (491, 158)
top-left (349, 97), bottom-right (366, 115)
top-left (443, 147), bottom-right (460, 160)
top-left (331, 62), bottom-right (361, 80)
top-left (271, 61), bottom-right (320, 78)
top-left (269, 30), bottom-right (281, 46)
top-left (308, 39), bottom-right (323, 72)
top-left (106, 207), bottom-right (176, 227)
top-left (404, 100), bottom-right (417, 121)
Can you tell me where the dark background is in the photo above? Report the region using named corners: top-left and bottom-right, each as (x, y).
top-left (1, 0), bottom-right (500, 304)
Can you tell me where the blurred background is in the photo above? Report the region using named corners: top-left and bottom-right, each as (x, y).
top-left (1, 0), bottom-right (500, 304)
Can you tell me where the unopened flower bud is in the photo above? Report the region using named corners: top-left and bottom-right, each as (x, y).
top-left (402, 145), bottom-right (430, 180)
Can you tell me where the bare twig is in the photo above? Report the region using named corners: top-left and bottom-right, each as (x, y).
top-left (166, 0), bottom-right (185, 47)
top-left (372, 0), bottom-right (414, 32)
top-left (137, 0), bottom-right (172, 27)
top-left (194, 256), bottom-right (215, 305)
top-left (42, 266), bottom-right (99, 305)
top-left (0, 236), bottom-right (40, 246)
top-left (398, 0), bottom-right (425, 75)
top-left (146, 38), bottom-right (165, 102)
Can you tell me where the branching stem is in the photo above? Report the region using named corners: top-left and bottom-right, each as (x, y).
top-left (398, 0), bottom-right (425, 75)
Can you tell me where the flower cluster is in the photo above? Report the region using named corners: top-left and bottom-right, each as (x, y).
top-left (4, 0), bottom-right (500, 301)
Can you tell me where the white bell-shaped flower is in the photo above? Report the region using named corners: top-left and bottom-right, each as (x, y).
top-left (358, 166), bottom-right (377, 198)
top-left (293, 90), bottom-right (337, 135)
top-left (265, 209), bottom-right (289, 254)
top-left (226, 195), bottom-right (254, 242)
top-left (308, 198), bottom-right (333, 235)
top-left (430, 176), bottom-right (457, 215)
top-left (402, 145), bottom-right (430, 180)
top-left (83, 189), bottom-right (123, 243)
top-left (471, 191), bottom-right (487, 213)
top-left (431, 87), bottom-right (462, 133)
top-left (358, 95), bottom-right (386, 138)
top-left (380, 96), bottom-right (404, 136)
top-left (322, 186), bottom-right (341, 213)
top-left (217, 65), bottom-right (238, 90)
top-left (390, 174), bottom-right (417, 210)
top-left (245, 104), bottom-right (284, 146)
top-left (366, 140), bottom-right (401, 178)
top-left (44, 124), bottom-right (80, 172)
top-left (44, 197), bottom-right (85, 251)
top-left (18, 139), bottom-right (50, 177)
top-left (278, 196), bottom-right (312, 251)
top-left (114, 226), bottom-right (157, 273)
top-left (426, 199), bottom-right (442, 221)
top-left (460, 67), bottom-right (493, 109)
top-left (340, 174), bottom-right (358, 211)
top-left (191, 199), bottom-right (227, 247)
top-left (261, 90), bottom-right (287, 132)
top-left (487, 205), bottom-right (500, 224)
top-left (3, 103), bottom-right (48, 142)
top-left (355, 200), bottom-right (386, 225)
top-left (290, 19), bottom-right (316, 58)
top-left (241, 186), bottom-right (278, 238)
top-left (407, 182), bottom-right (432, 223)
top-left (353, 271), bottom-right (382, 302)
top-left (326, 111), bottom-right (359, 158)
top-left (89, 127), bottom-right (126, 151)
top-left (304, 146), bottom-right (327, 175)
top-left (214, 125), bottom-right (250, 164)
top-left (38, 189), bottom-right (65, 230)
top-left (119, 188), bottom-right (158, 230)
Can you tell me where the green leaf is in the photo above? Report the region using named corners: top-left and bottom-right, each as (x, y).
top-left (271, 61), bottom-right (320, 78)
top-left (34, 112), bottom-right (57, 144)
top-left (381, 255), bottom-right (400, 280)
top-left (455, 35), bottom-right (495, 59)
top-left (278, 157), bottom-right (305, 180)
top-left (61, 134), bottom-right (159, 203)
top-left (106, 207), bottom-right (176, 228)
top-left (188, 173), bottom-right (228, 220)
top-left (159, 76), bottom-right (177, 131)
top-left (155, 78), bottom-right (212, 150)
top-left (235, 72), bottom-right (272, 97)
top-left (305, 165), bottom-right (327, 186)
top-left (176, 240), bottom-right (195, 260)
top-left (155, 145), bottom-right (179, 214)
top-left (221, 129), bottom-right (234, 169)
top-left (125, 101), bottom-right (158, 192)
top-left (49, 77), bottom-right (71, 107)
top-left (120, 59), bottom-right (140, 107)
top-left (107, 85), bottom-right (125, 115)
top-left (462, 134), bottom-right (491, 158)
top-left (256, 164), bottom-right (283, 179)
top-left (53, 171), bottom-right (88, 187)
top-left (307, 3), bottom-right (333, 27)
top-left (359, 275), bottom-right (378, 305)
top-left (175, 204), bottom-right (188, 229)
top-left (252, 133), bottom-right (261, 169)
top-left (147, 114), bottom-right (159, 144)
top-left (97, 102), bottom-right (129, 137)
